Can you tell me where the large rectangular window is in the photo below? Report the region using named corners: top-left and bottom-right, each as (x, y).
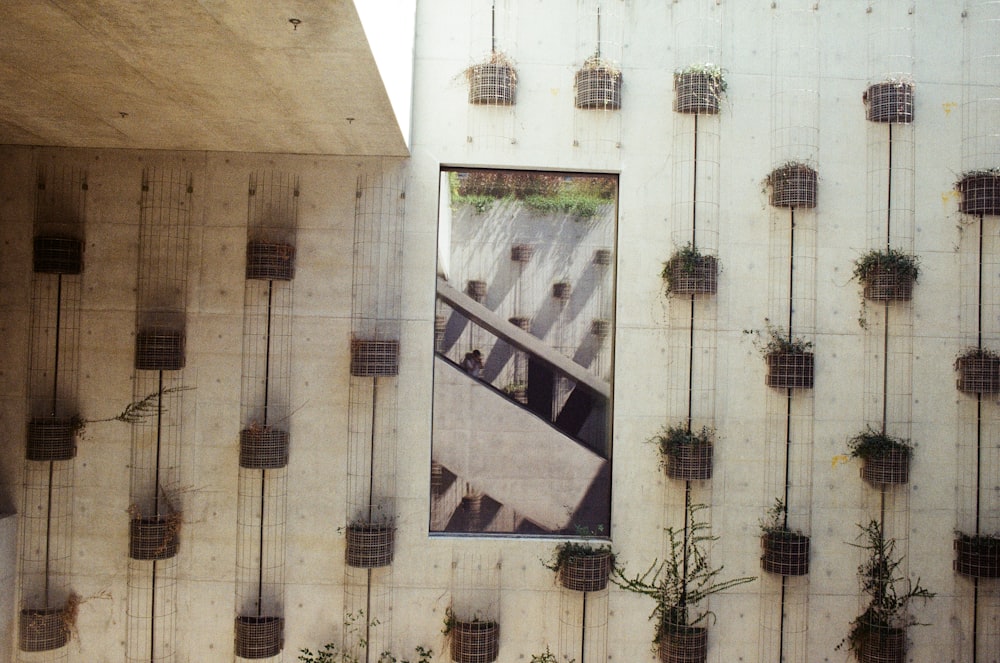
top-left (431, 168), bottom-right (616, 535)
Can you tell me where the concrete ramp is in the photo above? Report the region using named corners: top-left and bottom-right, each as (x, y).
top-left (432, 357), bottom-right (608, 532)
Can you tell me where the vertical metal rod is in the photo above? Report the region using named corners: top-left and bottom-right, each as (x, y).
top-left (688, 115), bottom-right (699, 428)
top-left (881, 125), bottom-right (893, 433)
top-left (52, 275), bottom-right (63, 414)
top-left (491, 0), bottom-right (496, 53)
top-left (44, 461), bottom-right (53, 606)
top-left (777, 207), bottom-right (797, 661)
top-left (258, 280), bottom-right (275, 615)
top-left (595, 6), bottom-right (601, 59)
top-left (580, 590), bottom-right (587, 663)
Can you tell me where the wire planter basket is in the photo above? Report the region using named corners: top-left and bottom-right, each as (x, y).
top-left (26, 417), bottom-right (76, 461)
top-left (768, 163), bottom-right (817, 209)
top-left (864, 82), bottom-right (914, 124)
top-left (575, 63), bottom-right (622, 110)
top-left (135, 326), bottom-right (186, 371)
top-left (467, 62), bottom-right (516, 105)
top-left (664, 443), bottom-right (713, 481)
top-left (245, 241), bottom-right (295, 281)
top-left (450, 620), bottom-right (500, 663)
top-left (345, 523), bottom-right (395, 568)
top-left (854, 623), bottom-right (906, 663)
top-left (350, 339), bottom-right (400, 377)
top-left (234, 615), bottom-right (284, 659)
top-left (664, 254), bottom-right (718, 296)
top-left (957, 171), bottom-right (1000, 216)
top-left (955, 351), bottom-right (1000, 394)
top-left (239, 426), bottom-right (289, 469)
top-left (761, 532), bottom-right (810, 576)
top-left (33, 236), bottom-right (83, 275)
top-left (593, 248), bottom-right (613, 266)
top-left (657, 625), bottom-right (708, 663)
top-left (558, 549), bottom-right (614, 592)
top-left (860, 449), bottom-right (910, 486)
top-left (862, 266), bottom-right (915, 302)
top-left (510, 244), bottom-right (534, 263)
top-left (590, 318), bottom-right (611, 339)
top-left (129, 513), bottom-right (181, 561)
top-left (467, 280), bottom-right (488, 303)
top-left (954, 534), bottom-right (1000, 578)
top-left (673, 71), bottom-right (723, 115)
top-left (765, 351), bottom-right (814, 389)
top-left (552, 281), bottom-right (571, 302)
top-left (19, 607), bottom-right (69, 652)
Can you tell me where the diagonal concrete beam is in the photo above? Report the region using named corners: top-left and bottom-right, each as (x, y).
top-left (436, 276), bottom-right (611, 400)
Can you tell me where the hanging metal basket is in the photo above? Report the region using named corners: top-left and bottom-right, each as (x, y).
top-left (19, 607), bottom-right (69, 652)
top-left (450, 620), bottom-right (500, 663)
top-left (557, 550), bottom-right (614, 592)
top-left (957, 172), bottom-right (1000, 216)
top-left (593, 248), bottom-right (613, 266)
top-left (575, 65), bottom-right (622, 110)
top-left (768, 164), bottom-right (817, 209)
top-left (865, 82), bottom-right (914, 124)
top-left (245, 241), bottom-right (295, 281)
top-left (234, 615), bottom-right (284, 659)
top-left (467, 280), bottom-right (488, 303)
top-left (665, 255), bottom-right (718, 296)
top-left (673, 72), bottom-right (722, 115)
top-left (955, 353), bottom-right (1000, 394)
top-left (765, 351), bottom-right (814, 389)
top-left (761, 531), bottom-right (810, 576)
top-left (862, 267), bottom-right (915, 302)
top-left (239, 426), bottom-right (289, 469)
top-left (26, 417), bottom-right (76, 461)
top-left (135, 327), bottom-right (186, 371)
top-left (510, 244), bottom-right (534, 263)
top-left (468, 63), bottom-right (516, 105)
top-left (345, 523), bottom-right (395, 568)
top-left (855, 623), bottom-right (905, 663)
top-left (954, 534), bottom-right (1000, 578)
top-left (350, 339), bottom-right (400, 377)
top-left (129, 514), bottom-right (181, 561)
top-left (33, 236), bottom-right (83, 275)
top-left (657, 624), bottom-right (708, 663)
top-left (664, 443), bottom-right (713, 481)
top-left (860, 449), bottom-right (910, 485)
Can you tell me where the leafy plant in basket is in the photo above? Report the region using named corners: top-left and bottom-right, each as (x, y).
top-left (853, 248), bottom-right (919, 306)
top-left (612, 503), bottom-right (755, 660)
top-left (954, 346), bottom-right (1000, 394)
top-left (746, 321), bottom-right (814, 389)
top-left (543, 524), bottom-right (615, 592)
top-left (661, 244), bottom-right (718, 296)
top-left (651, 424), bottom-right (714, 481)
top-left (837, 520), bottom-right (933, 663)
top-left (758, 498), bottom-right (810, 576)
top-left (848, 427), bottom-right (913, 485)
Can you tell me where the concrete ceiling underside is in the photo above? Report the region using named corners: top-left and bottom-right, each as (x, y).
top-left (0, 0), bottom-right (408, 156)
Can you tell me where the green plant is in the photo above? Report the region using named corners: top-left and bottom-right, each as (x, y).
top-left (581, 52), bottom-right (620, 75)
top-left (745, 320), bottom-right (812, 356)
top-left (847, 427), bottom-right (913, 460)
top-left (530, 646), bottom-right (574, 663)
top-left (675, 63), bottom-right (727, 92)
top-left (650, 424), bottom-right (713, 470)
top-left (758, 498), bottom-right (800, 537)
top-left (611, 503), bottom-right (755, 644)
top-left (852, 248), bottom-right (920, 285)
top-left (71, 385), bottom-right (194, 438)
top-left (661, 244), bottom-right (713, 293)
top-left (956, 346), bottom-right (1000, 365)
top-left (299, 611), bottom-right (433, 663)
top-left (466, 50), bottom-right (517, 84)
top-left (837, 520), bottom-right (934, 656)
top-left (542, 524), bottom-right (614, 574)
